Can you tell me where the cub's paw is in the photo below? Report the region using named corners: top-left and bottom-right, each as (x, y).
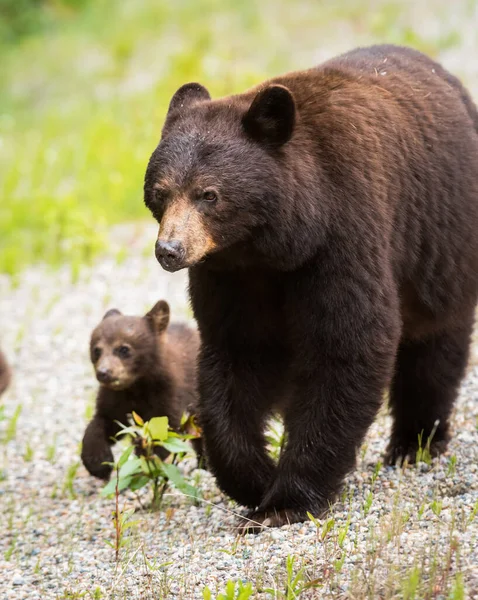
top-left (237, 508), bottom-right (305, 535)
top-left (81, 447), bottom-right (114, 481)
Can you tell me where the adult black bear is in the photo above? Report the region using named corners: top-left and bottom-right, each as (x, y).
top-left (144, 45), bottom-right (478, 531)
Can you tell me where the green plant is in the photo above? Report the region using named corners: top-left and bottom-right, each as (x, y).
top-left (46, 435), bottom-right (57, 462)
top-left (23, 442), bottom-right (34, 461)
top-left (430, 499), bottom-right (443, 517)
top-left (203, 580), bottom-right (254, 600)
top-left (101, 412), bottom-right (200, 510)
top-left (62, 461), bottom-right (80, 499)
top-left (447, 454), bottom-right (457, 477)
top-left (265, 417), bottom-right (285, 461)
top-left (415, 421), bottom-right (439, 465)
top-left (1, 404), bottom-right (22, 443)
top-left (264, 555), bottom-right (319, 599)
top-left (105, 450), bottom-right (139, 562)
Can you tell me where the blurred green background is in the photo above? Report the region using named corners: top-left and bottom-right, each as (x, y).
top-left (1, 0), bottom-right (477, 276)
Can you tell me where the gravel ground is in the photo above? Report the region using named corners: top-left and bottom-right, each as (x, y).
top-left (0, 222), bottom-right (477, 600)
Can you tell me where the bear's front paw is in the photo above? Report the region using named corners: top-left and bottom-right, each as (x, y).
top-left (81, 448), bottom-right (114, 481)
top-left (385, 437), bottom-right (449, 466)
top-left (237, 508), bottom-right (306, 535)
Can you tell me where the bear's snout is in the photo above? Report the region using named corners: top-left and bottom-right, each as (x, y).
top-left (155, 238), bottom-right (186, 272)
top-left (96, 367), bottom-right (114, 385)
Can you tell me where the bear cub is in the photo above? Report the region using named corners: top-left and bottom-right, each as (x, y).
top-left (81, 300), bottom-right (201, 480)
top-left (0, 347), bottom-right (10, 396)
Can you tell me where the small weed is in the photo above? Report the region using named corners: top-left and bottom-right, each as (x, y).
top-left (371, 460), bottom-right (382, 485)
top-left (4, 536), bottom-right (16, 560)
top-left (360, 442), bottom-right (368, 462)
top-left (415, 421), bottom-right (439, 465)
top-left (46, 435), bottom-right (57, 462)
top-left (466, 501), bottom-right (478, 528)
top-left (447, 454), bottom-right (457, 477)
top-left (333, 553), bottom-right (346, 574)
top-left (264, 555), bottom-right (319, 599)
top-left (265, 417), bottom-right (285, 462)
top-left (62, 461), bottom-right (80, 499)
top-left (23, 442), bottom-right (34, 462)
top-left (449, 573), bottom-right (465, 600)
top-left (51, 482), bottom-right (58, 499)
top-left (337, 515), bottom-right (352, 548)
top-left (101, 412), bottom-right (200, 510)
top-left (1, 404), bottom-right (22, 443)
top-left (34, 557), bottom-right (41, 574)
top-left (203, 580), bottom-right (254, 600)
top-left (417, 502), bottom-right (426, 520)
top-left (105, 459), bottom-right (138, 562)
top-left (363, 491), bottom-right (374, 516)
top-left (430, 499), bottom-right (443, 517)
top-left (401, 564), bottom-right (420, 600)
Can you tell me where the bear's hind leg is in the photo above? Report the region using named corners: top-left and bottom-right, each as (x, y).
top-left (386, 320), bottom-right (474, 464)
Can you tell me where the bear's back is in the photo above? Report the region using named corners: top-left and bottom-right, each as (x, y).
top-left (266, 45), bottom-right (478, 329)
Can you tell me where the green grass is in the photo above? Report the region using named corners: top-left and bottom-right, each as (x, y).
top-left (0, 0), bottom-right (471, 275)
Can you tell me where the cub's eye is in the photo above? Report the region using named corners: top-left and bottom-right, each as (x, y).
top-left (116, 345), bottom-right (131, 359)
top-left (202, 190), bottom-right (218, 203)
top-left (92, 347), bottom-right (102, 361)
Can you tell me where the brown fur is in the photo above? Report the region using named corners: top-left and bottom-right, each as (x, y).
top-left (144, 45), bottom-right (478, 530)
top-left (81, 301), bottom-right (202, 480)
top-left (0, 347), bottom-right (10, 396)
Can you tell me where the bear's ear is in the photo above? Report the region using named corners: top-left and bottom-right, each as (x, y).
top-left (102, 309), bottom-right (122, 320)
top-left (242, 85), bottom-right (296, 148)
top-left (145, 300), bottom-right (170, 335)
top-left (167, 83), bottom-right (211, 115)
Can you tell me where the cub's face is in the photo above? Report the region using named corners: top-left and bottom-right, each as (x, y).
top-left (144, 83), bottom-right (296, 272)
top-left (90, 302), bottom-right (170, 390)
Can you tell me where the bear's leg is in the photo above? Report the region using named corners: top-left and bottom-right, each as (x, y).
top-left (198, 347), bottom-right (276, 509)
top-left (238, 362), bottom-right (390, 532)
top-left (238, 267), bottom-right (400, 532)
top-left (385, 321), bottom-right (474, 464)
top-left (81, 415), bottom-right (122, 480)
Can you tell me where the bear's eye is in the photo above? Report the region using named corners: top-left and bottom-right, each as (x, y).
top-left (92, 347), bottom-right (102, 361)
top-left (116, 345), bottom-right (131, 359)
top-left (202, 190), bottom-right (218, 203)
top-left (151, 188), bottom-right (168, 210)
top-left (154, 188), bottom-right (165, 201)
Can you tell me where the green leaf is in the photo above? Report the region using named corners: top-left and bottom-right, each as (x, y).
top-left (115, 426), bottom-right (138, 438)
top-left (101, 478), bottom-right (117, 497)
top-left (117, 475), bottom-right (134, 493)
top-left (101, 474), bottom-right (133, 498)
top-left (160, 438), bottom-right (192, 454)
top-left (132, 411), bottom-right (144, 426)
top-left (161, 463), bottom-right (199, 499)
top-left (148, 416), bottom-right (169, 441)
top-left (202, 587), bottom-right (212, 600)
top-left (160, 462), bottom-right (185, 486)
top-left (117, 445), bottom-right (134, 469)
top-left (129, 475), bottom-right (150, 491)
top-left (118, 457), bottom-right (142, 479)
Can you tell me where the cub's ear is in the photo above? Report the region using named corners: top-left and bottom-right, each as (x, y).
top-left (242, 84), bottom-right (295, 148)
top-left (102, 309), bottom-right (122, 320)
top-left (167, 83), bottom-right (211, 115)
top-left (145, 300), bottom-right (170, 334)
